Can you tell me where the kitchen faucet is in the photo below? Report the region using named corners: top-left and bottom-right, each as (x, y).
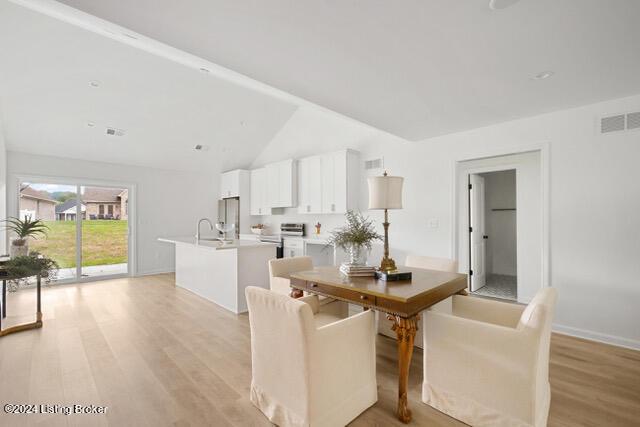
top-left (196, 218), bottom-right (214, 240)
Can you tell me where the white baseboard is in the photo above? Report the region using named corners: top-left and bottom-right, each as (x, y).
top-left (553, 323), bottom-right (640, 351)
top-left (136, 268), bottom-right (175, 277)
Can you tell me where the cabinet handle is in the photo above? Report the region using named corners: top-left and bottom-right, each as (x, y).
top-left (309, 282), bottom-right (318, 288)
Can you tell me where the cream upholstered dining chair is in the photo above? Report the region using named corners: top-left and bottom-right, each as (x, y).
top-left (422, 288), bottom-right (557, 427)
top-left (268, 256), bottom-right (347, 318)
top-left (378, 255), bottom-right (459, 347)
top-left (245, 286), bottom-right (378, 427)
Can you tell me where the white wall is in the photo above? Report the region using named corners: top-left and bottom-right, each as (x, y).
top-left (482, 170), bottom-right (517, 276)
top-left (6, 151), bottom-right (218, 275)
top-left (252, 93), bottom-right (640, 349)
top-left (0, 118), bottom-right (6, 252)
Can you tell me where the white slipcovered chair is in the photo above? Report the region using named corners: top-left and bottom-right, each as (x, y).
top-left (422, 288), bottom-right (557, 427)
top-left (268, 256), bottom-right (348, 318)
top-left (245, 286), bottom-right (378, 427)
top-left (378, 255), bottom-right (459, 347)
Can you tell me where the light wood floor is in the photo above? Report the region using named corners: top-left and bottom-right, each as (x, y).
top-left (1, 274), bottom-right (638, 426)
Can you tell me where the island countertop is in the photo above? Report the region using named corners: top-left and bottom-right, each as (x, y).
top-left (158, 236), bottom-right (276, 250)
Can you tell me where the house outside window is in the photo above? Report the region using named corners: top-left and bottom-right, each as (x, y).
top-left (99, 204), bottom-right (104, 215)
top-left (108, 205), bottom-right (114, 216)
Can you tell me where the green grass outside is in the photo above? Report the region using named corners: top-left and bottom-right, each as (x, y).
top-left (29, 220), bottom-right (128, 268)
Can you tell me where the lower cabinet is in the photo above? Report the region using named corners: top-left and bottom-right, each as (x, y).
top-left (283, 238), bottom-right (304, 258)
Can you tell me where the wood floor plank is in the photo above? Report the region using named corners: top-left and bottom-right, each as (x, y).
top-left (1, 274), bottom-right (638, 427)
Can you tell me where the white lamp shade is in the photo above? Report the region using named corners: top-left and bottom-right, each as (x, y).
top-left (368, 175), bottom-right (404, 210)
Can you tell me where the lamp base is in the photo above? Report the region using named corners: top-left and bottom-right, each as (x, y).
top-left (379, 256), bottom-right (397, 273)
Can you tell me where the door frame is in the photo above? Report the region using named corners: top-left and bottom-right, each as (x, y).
top-left (450, 142), bottom-right (550, 299)
top-left (10, 173), bottom-right (137, 284)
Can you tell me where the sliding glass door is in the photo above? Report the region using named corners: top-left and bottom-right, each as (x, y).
top-left (80, 185), bottom-right (129, 279)
top-left (18, 182), bottom-right (78, 280)
top-left (17, 180), bottom-right (130, 282)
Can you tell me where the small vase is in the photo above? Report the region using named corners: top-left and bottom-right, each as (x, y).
top-left (348, 244), bottom-right (368, 266)
top-left (10, 239), bottom-right (29, 258)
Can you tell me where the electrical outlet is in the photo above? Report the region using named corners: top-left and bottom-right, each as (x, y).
top-left (428, 219), bottom-right (439, 229)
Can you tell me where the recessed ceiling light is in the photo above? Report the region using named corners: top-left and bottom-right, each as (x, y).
top-left (532, 71), bottom-right (554, 80)
top-left (489, 0), bottom-right (521, 10)
top-left (89, 80), bottom-right (100, 88)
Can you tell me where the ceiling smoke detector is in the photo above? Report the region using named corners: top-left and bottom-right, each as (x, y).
top-left (106, 127), bottom-right (125, 136)
top-left (531, 71), bottom-right (555, 80)
top-left (89, 80), bottom-right (101, 88)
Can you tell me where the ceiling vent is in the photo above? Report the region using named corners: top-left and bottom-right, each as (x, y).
top-left (599, 111), bottom-right (640, 134)
top-left (106, 127), bottom-right (125, 136)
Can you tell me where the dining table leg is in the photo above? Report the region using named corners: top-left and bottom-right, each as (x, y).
top-left (389, 313), bottom-right (420, 423)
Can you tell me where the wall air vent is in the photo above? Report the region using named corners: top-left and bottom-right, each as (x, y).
top-left (106, 127), bottom-right (125, 136)
top-left (364, 158), bottom-right (384, 171)
top-left (600, 115), bottom-right (625, 134)
top-left (627, 112), bottom-right (640, 130)
top-left (599, 110), bottom-right (640, 134)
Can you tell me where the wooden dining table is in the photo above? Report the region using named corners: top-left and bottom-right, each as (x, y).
top-left (290, 265), bottom-right (467, 424)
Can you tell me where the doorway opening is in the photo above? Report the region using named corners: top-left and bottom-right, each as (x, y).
top-left (455, 149), bottom-right (546, 304)
top-left (469, 170), bottom-right (517, 301)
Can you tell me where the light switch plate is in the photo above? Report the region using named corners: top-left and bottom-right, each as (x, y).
top-left (428, 219), bottom-right (439, 229)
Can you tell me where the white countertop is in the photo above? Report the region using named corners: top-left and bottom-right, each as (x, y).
top-left (158, 236), bottom-right (277, 250)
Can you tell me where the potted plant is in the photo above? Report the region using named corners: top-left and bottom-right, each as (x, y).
top-left (326, 210), bottom-right (382, 265)
top-left (3, 252), bottom-right (59, 292)
top-left (2, 216), bottom-right (49, 258)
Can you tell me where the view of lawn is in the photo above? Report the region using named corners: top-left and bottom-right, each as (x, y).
top-left (29, 220), bottom-right (128, 268)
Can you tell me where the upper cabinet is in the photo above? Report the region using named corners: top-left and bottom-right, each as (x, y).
top-left (220, 169), bottom-right (248, 198)
top-left (266, 159), bottom-right (297, 208)
top-left (297, 156), bottom-right (322, 214)
top-left (250, 168), bottom-right (271, 215)
top-left (299, 150), bottom-right (359, 214)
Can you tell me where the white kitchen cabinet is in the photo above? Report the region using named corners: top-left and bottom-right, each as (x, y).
top-left (266, 159), bottom-right (296, 208)
top-left (220, 169), bottom-right (247, 198)
top-left (298, 150), bottom-right (358, 214)
top-left (250, 168), bottom-right (271, 215)
top-left (297, 156), bottom-right (322, 214)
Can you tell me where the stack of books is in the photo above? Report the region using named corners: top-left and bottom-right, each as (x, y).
top-left (339, 263), bottom-right (376, 277)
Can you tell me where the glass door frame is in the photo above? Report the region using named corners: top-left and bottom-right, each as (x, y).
top-left (11, 174), bottom-right (136, 284)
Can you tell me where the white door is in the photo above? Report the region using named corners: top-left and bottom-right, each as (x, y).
top-left (469, 174), bottom-right (486, 291)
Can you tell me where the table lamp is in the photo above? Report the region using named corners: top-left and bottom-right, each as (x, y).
top-left (368, 171), bottom-right (404, 273)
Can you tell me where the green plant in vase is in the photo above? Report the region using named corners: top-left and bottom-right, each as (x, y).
top-left (3, 252), bottom-right (59, 292)
top-left (2, 216), bottom-right (49, 258)
top-left (326, 210), bottom-right (382, 266)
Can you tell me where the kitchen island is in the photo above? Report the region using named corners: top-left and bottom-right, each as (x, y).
top-left (159, 237), bottom-right (277, 314)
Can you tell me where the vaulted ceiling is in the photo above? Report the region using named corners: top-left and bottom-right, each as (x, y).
top-left (0, 1), bottom-right (297, 172)
top-left (56, 0), bottom-right (640, 140)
